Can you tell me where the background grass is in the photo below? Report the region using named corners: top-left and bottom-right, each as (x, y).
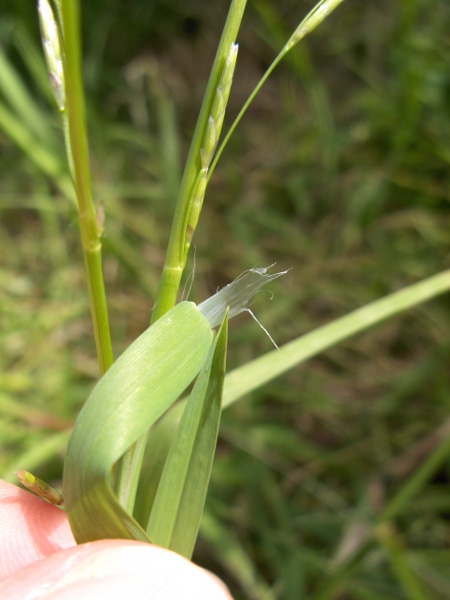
top-left (1, 0), bottom-right (450, 598)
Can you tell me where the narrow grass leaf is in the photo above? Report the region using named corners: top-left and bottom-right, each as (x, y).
top-left (376, 523), bottom-right (429, 600)
top-left (0, 46), bottom-right (54, 142)
top-left (142, 270), bottom-right (450, 490)
top-left (222, 269), bottom-right (450, 407)
top-left (63, 302), bottom-right (213, 543)
top-left (147, 313), bottom-right (228, 558)
top-left (0, 102), bottom-right (71, 199)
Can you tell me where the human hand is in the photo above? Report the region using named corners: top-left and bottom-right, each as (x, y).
top-left (0, 480), bottom-right (233, 599)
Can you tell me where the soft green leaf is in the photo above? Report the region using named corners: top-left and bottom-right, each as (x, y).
top-left (0, 46), bottom-right (54, 142)
top-left (222, 269), bottom-right (450, 407)
top-left (63, 301), bottom-right (213, 543)
top-left (147, 312), bottom-right (228, 558)
top-left (141, 269), bottom-right (450, 497)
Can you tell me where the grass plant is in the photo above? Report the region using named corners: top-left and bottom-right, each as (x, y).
top-left (1, 0), bottom-right (450, 597)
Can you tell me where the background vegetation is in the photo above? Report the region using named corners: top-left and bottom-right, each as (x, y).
top-left (1, 0), bottom-right (450, 598)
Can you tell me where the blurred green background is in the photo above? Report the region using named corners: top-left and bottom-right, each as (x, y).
top-left (1, 0), bottom-right (450, 598)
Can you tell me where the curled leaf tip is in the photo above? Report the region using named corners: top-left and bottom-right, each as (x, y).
top-left (16, 469), bottom-right (64, 505)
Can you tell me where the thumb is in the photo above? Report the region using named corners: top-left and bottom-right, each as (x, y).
top-left (0, 539), bottom-right (233, 599)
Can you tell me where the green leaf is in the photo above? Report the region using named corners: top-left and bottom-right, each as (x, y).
top-left (63, 302), bottom-right (213, 543)
top-left (222, 269), bottom-right (450, 407)
top-left (140, 269), bottom-right (450, 498)
top-left (147, 312), bottom-right (228, 558)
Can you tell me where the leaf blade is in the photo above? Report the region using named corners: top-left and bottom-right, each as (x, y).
top-left (63, 301), bottom-right (213, 543)
top-left (147, 313), bottom-right (228, 557)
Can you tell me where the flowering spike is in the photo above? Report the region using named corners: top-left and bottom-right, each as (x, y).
top-left (37, 0), bottom-right (65, 111)
top-left (200, 117), bottom-right (217, 170)
top-left (185, 168), bottom-right (208, 250)
top-left (286, 0), bottom-right (344, 51)
top-left (200, 43), bottom-right (238, 170)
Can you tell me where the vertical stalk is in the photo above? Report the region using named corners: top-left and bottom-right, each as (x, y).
top-left (115, 0), bottom-right (248, 513)
top-left (60, 0), bottom-right (113, 375)
top-left (209, 0), bottom-right (346, 180)
top-left (151, 0), bottom-right (248, 323)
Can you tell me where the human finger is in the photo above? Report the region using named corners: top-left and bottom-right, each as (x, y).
top-left (0, 479), bottom-right (75, 579)
top-left (0, 538), bottom-right (233, 599)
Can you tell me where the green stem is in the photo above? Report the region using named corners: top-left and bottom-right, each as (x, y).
top-left (151, 0), bottom-right (248, 323)
top-left (208, 0), bottom-right (345, 181)
top-left (83, 249), bottom-right (113, 375)
top-left (153, 0), bottom-right (345, 318)
top-left (114, 0), bottom-right (248, 515)
top-left (60, 0), bottom-right (113, 375)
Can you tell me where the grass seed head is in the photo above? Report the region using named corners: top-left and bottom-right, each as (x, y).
top-left (38, 0), bottom-right (65, 110)
top-left (200, 43), bottom-right (238, 170)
